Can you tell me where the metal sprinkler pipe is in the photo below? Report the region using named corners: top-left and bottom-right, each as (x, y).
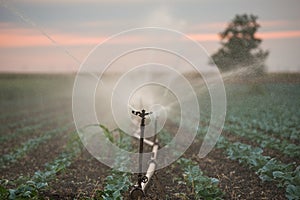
top-left (142, 116), bottom-right (158, 191)
top-left (130, 111), bottom-right (161, 200)
top-left (131, 138), bottom-right (159, 199)
top-left (132, 130), bottom-right (155, 146)
top-left (141, 136), bottom-right (159, 191)
top-left (131, 109), bottom-right (152, 188)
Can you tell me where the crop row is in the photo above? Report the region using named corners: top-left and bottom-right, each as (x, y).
top-left (226, 114), bottom-right (299, 142)
top-left (0, 75), bottom-right (72, 116)
top-left (225, 84), bottom-right (300, 141)
top-left (216, 136), bottom-right (300, 200)
top-left (97, 127), bottom-right (133, 200)
top-left (198, 104), bottom-right (299, 159)
top-left (175, 157), bottom-right (223, 199)
top-left (0, 112), bottom-right (71, 144)
top-left (0, 130), bottom-right (82, 199)
top-left (223, 124), bottom-right (300, 158)
top-left (97, 125), bottom-right (224, 199)
top-left (0, 100), bottom-right (70, 126)
top-left (0, 122), bottom-right (74, 168)
top-left (196, 120), bottom-right (300, 199)
top-left (0, 102), bottom-right (69, 132)
top-left (0, 100), bottom-right (46, 117)
top-left (159, 129), bottom-right (224, 199)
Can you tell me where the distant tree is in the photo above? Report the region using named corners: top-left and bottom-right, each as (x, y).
top-left (211, 14), bottom-right (269, 75)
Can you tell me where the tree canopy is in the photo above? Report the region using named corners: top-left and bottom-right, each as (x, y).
top-left (211, 14), bottom-right (269, 74)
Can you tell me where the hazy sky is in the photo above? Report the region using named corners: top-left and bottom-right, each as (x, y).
top-left (0, 0), bottom-right (300, 73)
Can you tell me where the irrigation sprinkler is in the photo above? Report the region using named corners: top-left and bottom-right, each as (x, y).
top-left (130, 109), bottom-right (159, 199)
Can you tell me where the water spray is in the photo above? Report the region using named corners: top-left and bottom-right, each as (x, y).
top-left (72, 27), bottom-right (227, 198)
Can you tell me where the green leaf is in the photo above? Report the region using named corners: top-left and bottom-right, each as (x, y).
top-left (36, 182), bottom-right (48, 189)
top-left (210, 178), bottom-right (219, 184)
top-left (286, 184), bottom-right (300, 200)
top-left (100, 124), bottom-right (114, 143)
top-left (0, 185), bottom-right (9, 199)
top-left (272, 171), bottom-right (285, 179)
top-left (8, 189), bottom-right (16, 200)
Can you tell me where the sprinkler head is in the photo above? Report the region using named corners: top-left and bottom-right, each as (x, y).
top-left (132, 109), bottom-right (152, 118)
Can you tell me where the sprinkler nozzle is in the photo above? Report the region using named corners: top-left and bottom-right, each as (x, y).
top-left (132, 109), bottom-right (152, 118)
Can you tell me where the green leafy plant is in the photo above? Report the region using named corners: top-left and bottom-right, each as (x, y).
top-left (217, 136), bottom-right (300, 199)
top-left (0, 182), bottom-right (9, 200)
top-left (286, 184), bottom-right (300, 200)
top-left (99, 170), bottom-right (131, 200)
top-left (224, 123), bottom-right (300, 158)
top-left (95, 126), bottom-right (133, 200)
top-left (177, 158), bottom-right (223, 199)
top-left (0, 122), bottom-right (74, 168)
top-left (0, 112), bottom-right (69, 143)
top-left (2, 131), bottom-right (82, 200)
top-left (99, 124), bottom-right (114, 143)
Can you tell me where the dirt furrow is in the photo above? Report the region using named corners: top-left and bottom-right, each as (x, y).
top-left (43, 149), bottom-right (110, 199)
top-left (0, 126), bottom-right (74, 181)
top-left (0, 117), bottom-right (73, 156)
top-left (192, 146), bottom-right (286, 199)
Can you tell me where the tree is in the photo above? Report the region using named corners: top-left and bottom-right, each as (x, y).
top-left (211, 14), bottom-right (269, 74)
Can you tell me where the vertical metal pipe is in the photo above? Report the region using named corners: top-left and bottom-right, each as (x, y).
top-left (141, 116), bottom-right (158, 191)
top-left (130, 109), bottom-right (153, 199)
top-left (138, 117), bottom-right (145, 188)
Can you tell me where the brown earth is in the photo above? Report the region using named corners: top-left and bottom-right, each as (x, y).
top-left (0, 109), bottom-right (293, 199)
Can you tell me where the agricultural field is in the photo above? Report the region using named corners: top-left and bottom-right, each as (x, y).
top-left (0, 73), bottom-right (299, 200)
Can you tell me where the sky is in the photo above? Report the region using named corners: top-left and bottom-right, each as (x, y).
top-left (0, 0), bottom-right (300, 73)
